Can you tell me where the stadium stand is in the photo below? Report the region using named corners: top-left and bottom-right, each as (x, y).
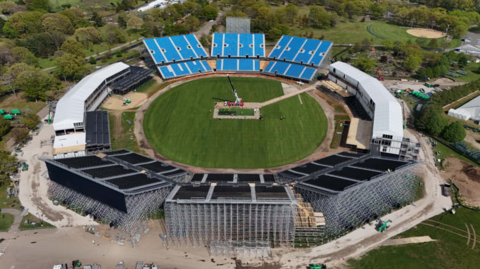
top-left (158, 60), bottom-right (212, 79)
top-left (211, 33), bottom-right (265, 58)
top-left (216, 58), bottom-right (260, 72)
top-left (269, 36), bottom-right (332, 67)
top-left (263, 61), bottom-right (317, 82)
top-left (143, 34), bottom-right (208, 64)
top-left (110, 66), bottom-right (154, 95)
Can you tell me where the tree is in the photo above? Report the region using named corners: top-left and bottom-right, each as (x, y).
top-left (4, 63), bottom-right (35, 96)
top-left (89, 56), bottom-right (96, 65)
top-left (200, 5), bottom-right (218, 20)
top-left (443, 121), bottom-right (466, 142)
top-left (21, 113), bottom-right (40, 129)
top-left (42, 13), bottom-right (74, 34)
top-left (61, 38), bottom-right (85, 58)
top-left (172, 23), bottom-right (188, 35)
top-left (404, 55), bottom-right (423, 72)
top-left (185, 16), bottom-right (200, 32)
top-left (361, 38), bottom-right (372, 51)
top-left (268, 27), bottom-right (282, 40)
top-left (2, 22), bottom-right (19, 38)
top-left (74, 27), bottom-right (103, 46)
top-left (11, 128), bottom-right (29, 144)
top-left (56, 53), bottom-right (85, 81)
top-left (428, 38), bottom-right (438, 49)
top-left (0, 150), bottom-right (17, 185)
top-left (0, 118), bottom-right (11, 137)
top-left (284, 4), bottom-right (298, 25)
top-left (353, 56), bottom-right (376, 72)
top-left (11, 47), bottom-right (38, 66)
top-left (116, 50), bottom-right (122, 57)
top-left (458, 53), bottom-right (468, 67)
top-left (127, 16), bottom-right (143, 30)
top-left (382, 40), bottom-right (394, 51)
top-left (27, 0), bottom-right (51, 12)
top-left (426, 113), bottom-right (448, 136)
top-left (199, 35), bottom-right (208, 47)
top-left (14, 69), bottom-right (58, 101)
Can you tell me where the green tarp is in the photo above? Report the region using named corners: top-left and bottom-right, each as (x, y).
top-left (11, 109), bottom-right (20, 114)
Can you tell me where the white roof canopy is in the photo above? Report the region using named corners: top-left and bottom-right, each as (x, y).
top-left (53, 63), bottom-right (129, 131)
top-left (330, 62), bottom-right (404, 139)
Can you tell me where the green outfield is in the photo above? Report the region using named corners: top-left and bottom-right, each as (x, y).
top-left (144, 77), bottom-right (328, 168)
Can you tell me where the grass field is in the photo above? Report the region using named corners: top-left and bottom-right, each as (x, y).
top-left (0, 184), bottom-right (21, 210)
top-left (109, 111), bottom-right (136, 152)
top-left (430, 138), bottom-right (480, 169)
top-left (284, 20), bottom-right (460, 48)
top-left (0, 213), bottom-right (14, 231)
top-left (20, 214), bottom-right (55, 230)
top-left (347, 208), bottom-right (480, 269)
top-left (330, 115), bottom-right (350, 149)
top-left (144, 77), bottom-right (328, 168)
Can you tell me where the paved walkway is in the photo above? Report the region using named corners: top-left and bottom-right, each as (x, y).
top-left (1, 208), bottom-right (21, 233)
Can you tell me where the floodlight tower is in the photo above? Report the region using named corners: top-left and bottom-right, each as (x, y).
top-left (227, 74), bottom-right (243, 106)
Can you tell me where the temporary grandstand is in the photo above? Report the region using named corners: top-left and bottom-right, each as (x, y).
top-left (52, 63), bottom-right (152, 159)
top-left (448, 95), bottom-right (480, 122)
top-left (216, 58), bottom-right (260, 72)
top-left (85, 111), bottom-right (110, 153)
top-left (328, 62), bottom-right (404, 155)
top-left (110, 66), bottom-right (154, 94)
top-left (265, 35), bottom-right (333, 82)
top-left (143, 34), bottom-right (212, 79)
top-left (44, 150), bottom-right (189, 235)
top-left (44, 148), bottom-right (419, 254)
top-left (165, 184), bottom-right (297, 256)
top-left (276, 151), bottom-right (419, 242)
top-left (211, 33), bottom-right (265, 58)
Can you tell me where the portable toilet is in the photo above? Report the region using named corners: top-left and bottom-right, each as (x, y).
top-left (0, 109), bottom-right (5, 115)
top-left (4, 115), bottom-right (14, 120)
top-left (11, 109), bottom-right (20, 115)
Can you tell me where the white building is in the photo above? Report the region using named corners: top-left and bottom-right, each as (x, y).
top-left (52, 63), bottom-right (130, 158)
top-left (328, 61), bottom-right (404, 154)
top-left (448, 95), bottom-right (480, 122)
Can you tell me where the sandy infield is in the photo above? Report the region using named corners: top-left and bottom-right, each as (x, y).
top-left (407, 28), bottom-right (446, 38)
top-left (102, 91), bottom-right (148, 110)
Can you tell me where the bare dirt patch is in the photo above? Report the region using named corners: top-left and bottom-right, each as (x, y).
top-left (443, 158), bottom-right (480, 207)
top-left (465, 130), bottom-right (480, 151)
top-left (407, 28), bottom-right (446, 38)
top-left (102, 92), bottom-right (148, 110)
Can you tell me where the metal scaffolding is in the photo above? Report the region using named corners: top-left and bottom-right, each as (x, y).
top-left (295, 165), bottom-right (419, 241)
top-left (48, 181), bottom-right (171, 236)
top-left (164, 185), bottom-right (297, 254)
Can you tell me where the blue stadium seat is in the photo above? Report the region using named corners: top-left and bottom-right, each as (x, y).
top-left (294, 39), bottom-right (321, 64)
top-left (223, 59), bottom-right (238, 70)
top-left (268, 61), bottom-right (290, 75)
top-left (255, 60), bottom-right (260, 70)
top-left (309, 41), bottom-right (332, 65)
top-left (211, 33), bottom-right (266, 58)
top-left (285, 64), bottom-right (304, 78)
top-left (186, 60), bottom-right (205, 73)
top-left (224, 34), bottom-right (238, 57)
top-left (254, 34), bottom-right (265, 57)
top-left (212, 34), bottom-right (223, 56)
top-left (269, 35), bottom-right (332, 67)
top-left (144, 35), bottom-right (209, 64)
top-left (269, 36), bottom-right (292, 58)
top-left (144, 39), bottom-right (166, 64)
top-left (202, 61), bottom-right (212, 71)
top-left (265, 61), bottom-right (276, 72)
top-left (239, 59), bottom-right (254, 71)
top-left (300, 67), bottom-right (316, 80)
top-left (239, 34), bottom-right (253, 57)
top-left (170, 35), bottom-right (196, 60)
top-left (279, 37), bottom-right (304, 61)
top-left (185, 34), bottom-right (208, 58)
top-left (158, 66), bottom-right (175, 79)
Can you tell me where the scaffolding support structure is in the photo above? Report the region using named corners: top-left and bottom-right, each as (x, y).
top-left (48, 181), bottom-right (171, 235)
top-left (295, 165), bottom-right (419, 241)
top-left (165, 201), bottom-right (297, 254)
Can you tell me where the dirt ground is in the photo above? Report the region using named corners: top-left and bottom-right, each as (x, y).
top-left (465, 130), bottom-right (480, 151)
top-left (407, 28), bottom-right (446, 38)
top-left (102, 92), bottom-right (148, 110)
top-left (443, 157), bottom-right (480, 207)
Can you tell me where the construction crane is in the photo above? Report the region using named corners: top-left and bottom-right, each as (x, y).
top-left (376, 219), bottom-right (392, 233)
top-left (226, 74), bottom-right (243, 106)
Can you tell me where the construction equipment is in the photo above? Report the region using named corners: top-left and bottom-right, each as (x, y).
top-left (376, 219), bottom-right (392, 232)
top-left (226, 74), bottom-right (243, 106)
top-left (72, 260), bottom-right (82, 268)
top-left (125, 99), bottom-right (131, 104)
top-left (22, 162), bottom-right (28, 171)
top-left (308, 264), bottom-right (327, 269)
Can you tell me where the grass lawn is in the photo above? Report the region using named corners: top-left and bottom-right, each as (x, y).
top-left (285, 20), bottom-right (460, 48)
top-left (0, 92), bottom-right (47, 115)
top-left (19, 213), bottom-right (55, 230)
top-left (0, 213), bottom-right (14, 231)
top-left (0, 184), bottom-right (21, 210)
top-left (452, 62), bottom-right (480, 82)
top-left (219, 108), bottom-right (255, 116)
top-left (430, 138), bottom-right (480, 169)
top-left (108, 111), bottom-right (137, 152)
top-left (347, 208), bottom-right (480, 269)
top-left (38, 58), bottom-right (58, 69)
top-left (144, 77), bottom-right (328, 168)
